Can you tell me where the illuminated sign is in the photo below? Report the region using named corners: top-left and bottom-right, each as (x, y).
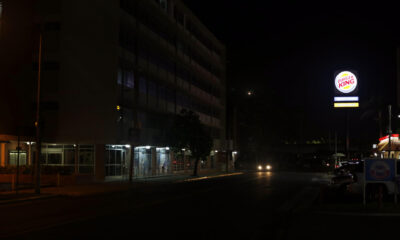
top-left (335, 71), bottom-right (358, 94)
top-left (379, 134), bottom-right (399, 143)
top-left (334, 102), bottom-right (359, 108)
top-left (333, 70), bottom-right (359, 108)
top-left (334, 96), bottom-right (359, 102)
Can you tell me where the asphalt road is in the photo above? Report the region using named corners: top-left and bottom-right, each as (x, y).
top-left (0, 171), bottom-right (330, 240)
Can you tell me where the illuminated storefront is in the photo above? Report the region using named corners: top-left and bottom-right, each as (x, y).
top-left (374, 134), bottom-right (400, 158)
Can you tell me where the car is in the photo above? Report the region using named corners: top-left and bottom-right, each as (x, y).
top-left (257, 163), bottom-right (272, 171)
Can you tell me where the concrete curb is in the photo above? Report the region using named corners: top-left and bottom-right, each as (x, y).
top-left (0, 194), bottom-right (58, 205)
top-left (313, 210), bottom-right (400, 217)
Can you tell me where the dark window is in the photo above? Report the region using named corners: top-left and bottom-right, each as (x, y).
top-left (397, 161), bottom-right (400, 175)
top-left (148, 81), bottom-right (157, 97)
top-left (139, 77), bottom-right (147, 93)
top-left (44, 22), bottom-right (61, 31)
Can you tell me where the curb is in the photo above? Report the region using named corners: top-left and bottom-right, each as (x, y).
top-left (0, 194), bottom-right (58, 205)
top-left (313, 210), bottom-right (400, 217)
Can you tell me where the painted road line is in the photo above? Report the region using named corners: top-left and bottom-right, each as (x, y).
top-left (176, 172), bottom-right (244, 183)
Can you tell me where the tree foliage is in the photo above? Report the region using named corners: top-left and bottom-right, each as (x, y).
top-left (168, 109), bottom-right (213, 176)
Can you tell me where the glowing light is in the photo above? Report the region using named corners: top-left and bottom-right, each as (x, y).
top-left (166, 147), bottom-right (170, 150)
top-left (258, 165), bottom-right (262, 170)
top-left (125, 144), bottom-right (131, 148)
top-left (334, 102), bottom-right (359, 108)
top-left (266, 165), bottom-right (271, 170)
top-left (146, 146), bottom-right (151, 149)
top-left (116, 105), bottom-right (121, 111)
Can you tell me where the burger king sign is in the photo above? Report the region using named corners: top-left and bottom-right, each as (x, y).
top-left (335, 71), bottom-right (358, 94)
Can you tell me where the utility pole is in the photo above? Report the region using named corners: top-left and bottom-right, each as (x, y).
top-left (34, 33), bottom-right (43, 194)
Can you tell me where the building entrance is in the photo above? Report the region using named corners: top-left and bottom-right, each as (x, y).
top-left (105, 145), bottom-right (128, 176)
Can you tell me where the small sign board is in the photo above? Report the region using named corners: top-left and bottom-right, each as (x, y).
top-left (365, 158), bottom-right (396, 182)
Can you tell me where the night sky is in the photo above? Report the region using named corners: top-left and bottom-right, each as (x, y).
top-left (184, 0), bottom-right (400, 150)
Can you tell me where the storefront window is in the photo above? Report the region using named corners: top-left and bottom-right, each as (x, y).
top-left (8, 151), bottom-right (27, 165)
top-left (40, 144), bottom-right (94, 174)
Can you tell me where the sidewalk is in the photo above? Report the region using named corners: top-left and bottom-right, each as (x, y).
top-left (0, 171), bottom-right (242, 205)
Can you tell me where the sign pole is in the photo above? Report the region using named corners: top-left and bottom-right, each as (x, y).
top-left (395, 160), bottom-right (397, 205)
top-left (363, 159), bottom-right (366, 206)
top-left (388, 105), bottom-right (392, 158)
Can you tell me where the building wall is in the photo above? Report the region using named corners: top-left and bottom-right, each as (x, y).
top-left (0, 0), bottom-right (228, 179)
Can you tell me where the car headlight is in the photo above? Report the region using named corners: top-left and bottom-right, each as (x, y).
top-left (266, 165), bottom-right (271, 170)
top-left (258, 165), bottom-right (262, 170)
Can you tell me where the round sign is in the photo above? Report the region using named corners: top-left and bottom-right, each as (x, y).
top-left (370, 161), bottom-right (391, 180)
top-left (335, 71), bottom-right (357, 94)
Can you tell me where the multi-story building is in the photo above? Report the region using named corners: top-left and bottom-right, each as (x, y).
top-left (0, 0), bottom-right (227, 181)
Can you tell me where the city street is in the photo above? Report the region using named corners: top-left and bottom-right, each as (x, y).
top-left (0, 172), bottom-right (330, 239)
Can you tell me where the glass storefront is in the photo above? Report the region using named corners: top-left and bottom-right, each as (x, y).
top-left (40, 144), bottom-right (95, 174)
top-left (156, 148), bottom-right (170, 175)
top-left (133, 147), bottom-right (152, 177)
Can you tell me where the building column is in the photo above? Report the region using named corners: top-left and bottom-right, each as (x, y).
top-left (0, 143), bottom-right (6, 167)
top-left (74, 145), bottom-right (79, 174)
top-left (170, 151), bottom-right (175, 173)
top-left (28, 143), bottom-right (32, 165)
top-left (95, 144), bottom-right (106, 181)
top-left (151, 148), bottom-right (157, 176)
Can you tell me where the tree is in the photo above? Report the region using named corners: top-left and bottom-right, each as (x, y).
top-left (168, 109), bottom-right (213, 176)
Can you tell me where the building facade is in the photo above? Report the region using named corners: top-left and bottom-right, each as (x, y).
top-left (0, 0), bottom-right (229, 181)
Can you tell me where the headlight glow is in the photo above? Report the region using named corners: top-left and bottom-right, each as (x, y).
top-left (258, 165), bottom-right (262, 170)
top-left (266, 165), bottom-right (271, 170)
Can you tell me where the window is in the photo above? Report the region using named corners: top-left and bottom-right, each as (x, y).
top-left (8, 151), bottom-right (27, 165)
top-left (154, 0), bottom-right (167, 12)
top-left (118, 67), bottom-right (134, 89)
top-left (139, 76), bottom-right (147, 93)
top-left (148, 80), bottom-right (157, 97)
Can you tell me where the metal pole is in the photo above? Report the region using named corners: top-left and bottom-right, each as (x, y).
top-left (395, 159), bottom-right (398, 205)
top-left (388, 105), bottom-right (392, 158)
top-left (16, 129), bottom-right (20, 194)
top-left (346, 110), bottom-right (350, 162)
top-left (35, 33), bottom-right (43, 194)
top-left (335, 131), bottom-right (337, 168)
top-left (363, 160), bottom-right (366, 206)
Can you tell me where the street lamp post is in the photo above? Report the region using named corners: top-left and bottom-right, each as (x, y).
top-left (34, 33), bottom-right (43, 194)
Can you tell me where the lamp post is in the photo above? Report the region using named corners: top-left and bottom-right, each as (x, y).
top-left (34, 33), bottom-right (43, 194)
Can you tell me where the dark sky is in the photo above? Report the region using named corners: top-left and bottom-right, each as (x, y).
top-left (184, 0), bottom-right (400, 147)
